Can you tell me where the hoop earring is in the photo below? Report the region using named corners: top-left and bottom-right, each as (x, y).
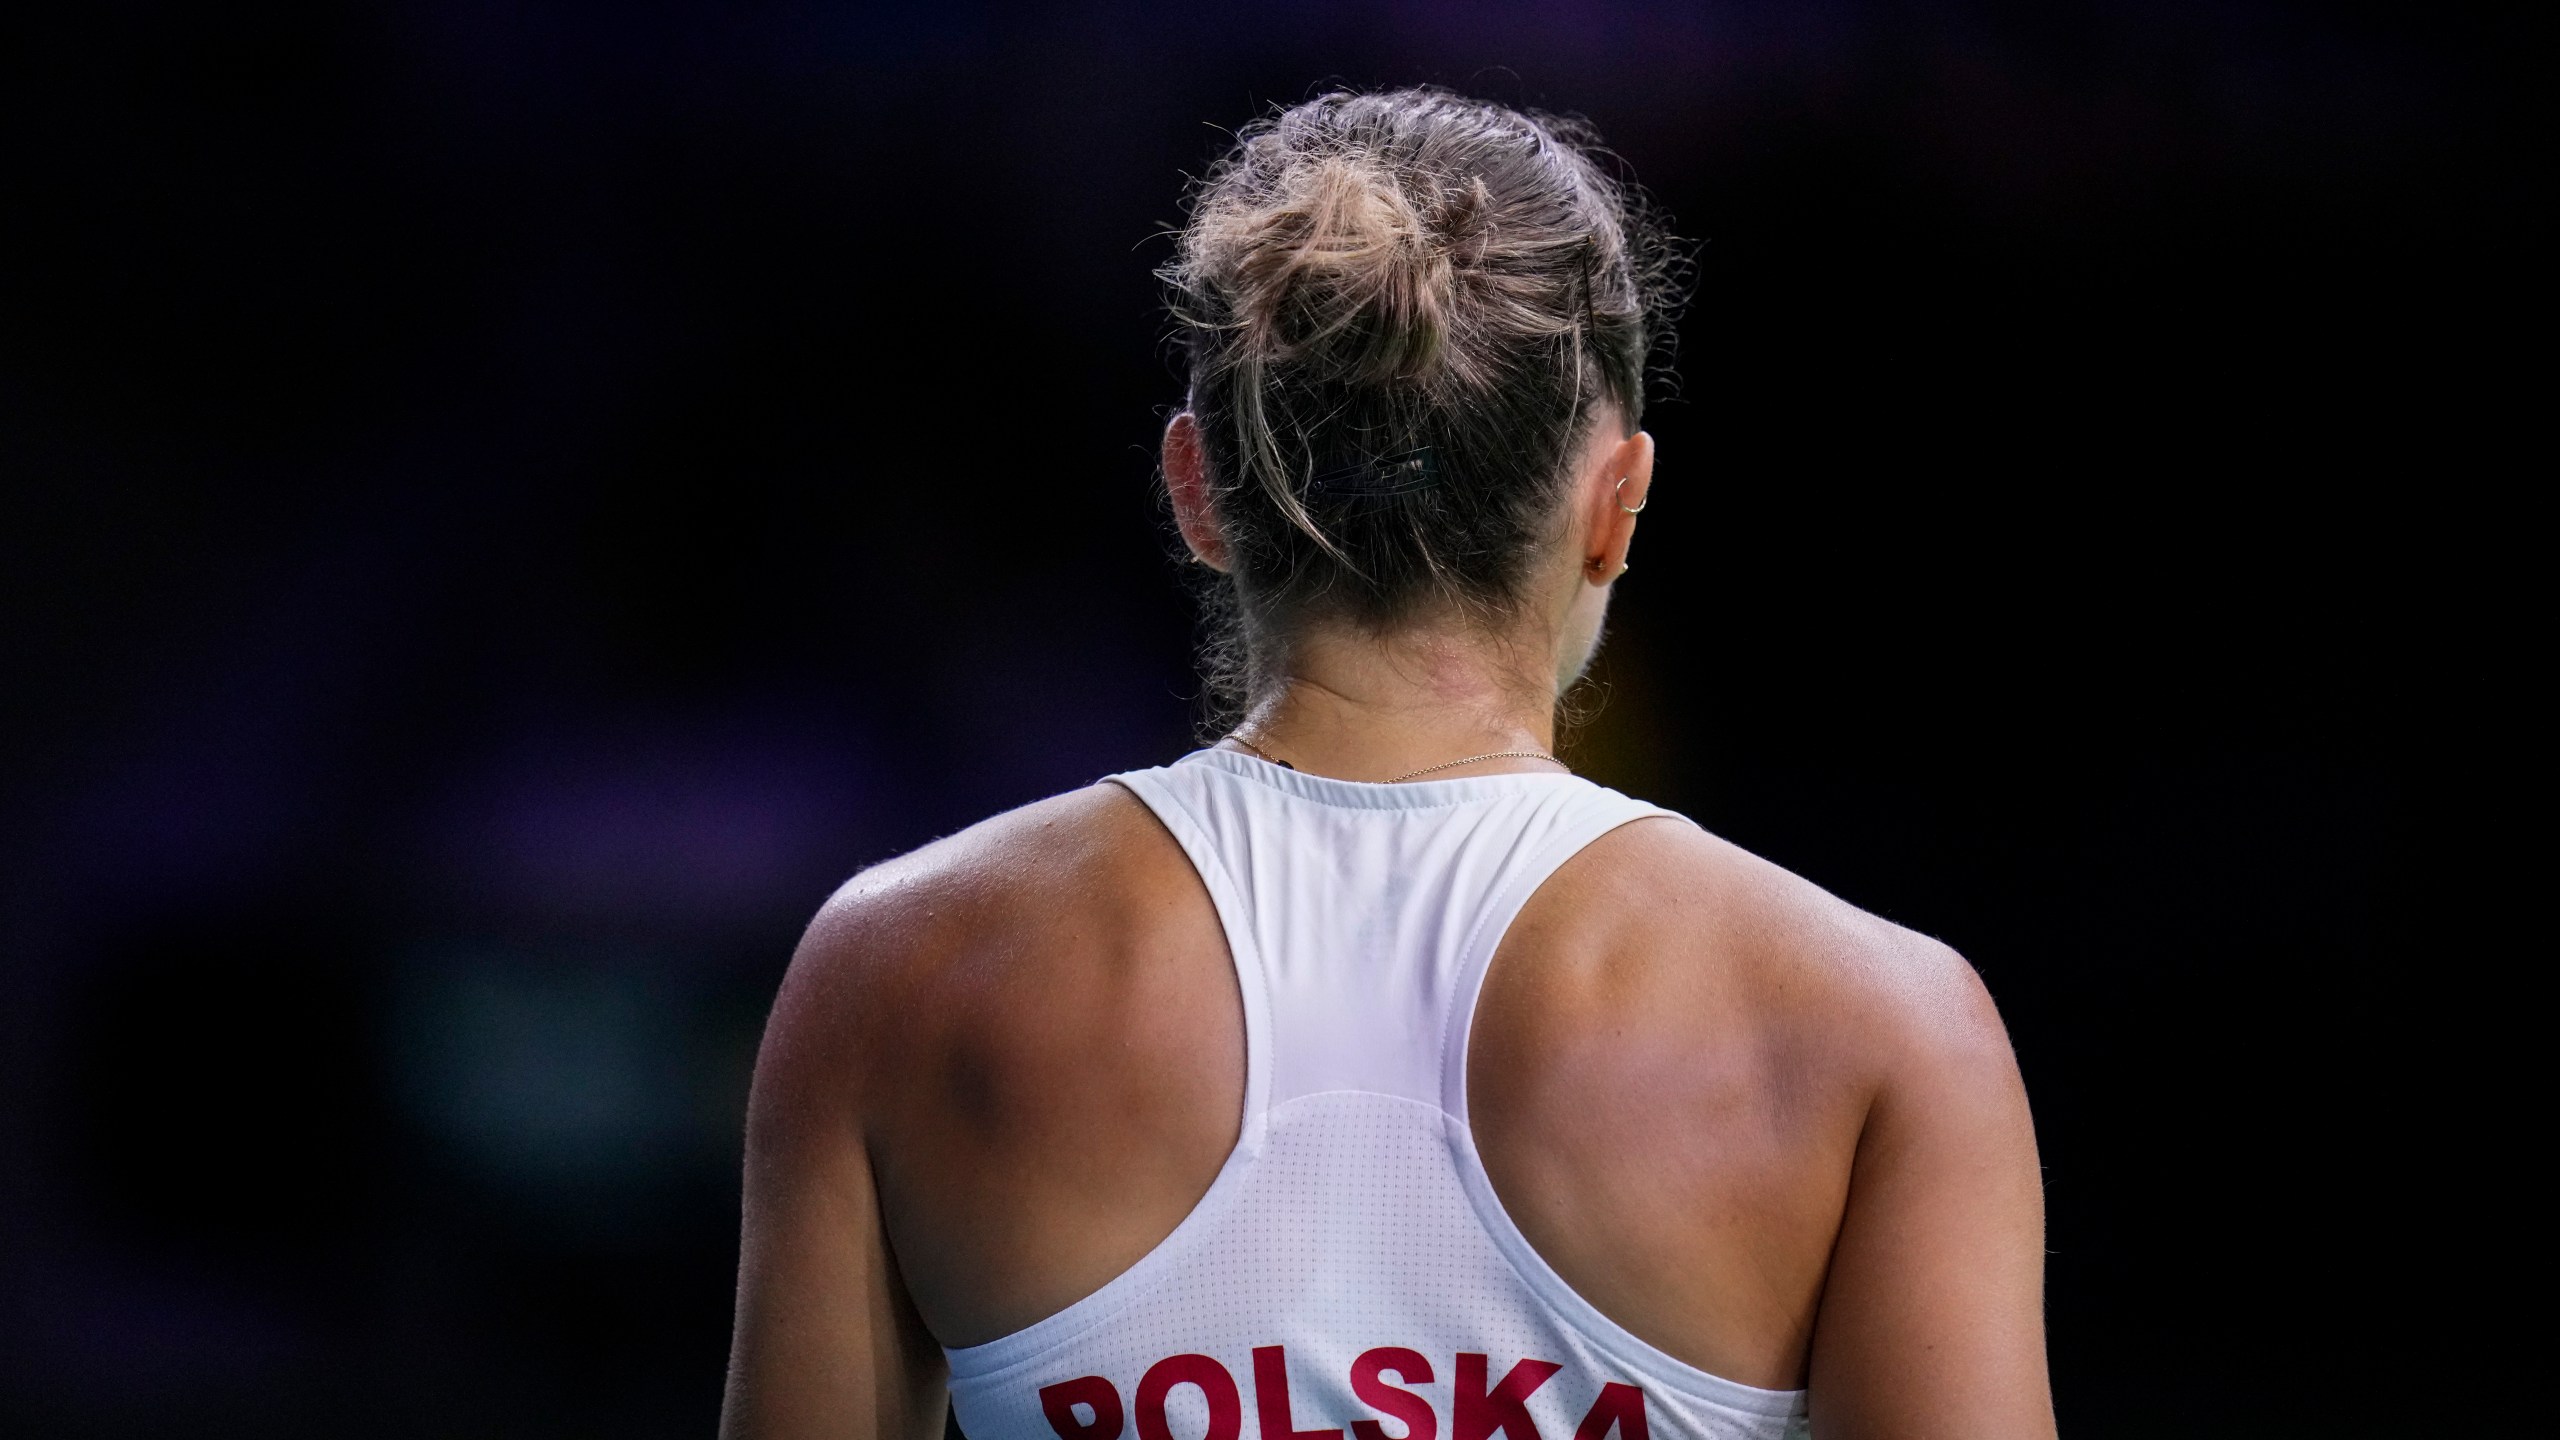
top-left (1615, 476), bottom-right (1647, 515)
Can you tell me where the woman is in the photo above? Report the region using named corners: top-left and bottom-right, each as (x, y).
top-left (722, 89), bottom-right (2053, 1440)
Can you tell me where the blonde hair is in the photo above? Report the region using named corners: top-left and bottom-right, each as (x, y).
top-left (1162, 88), bottom-right (1682, 716)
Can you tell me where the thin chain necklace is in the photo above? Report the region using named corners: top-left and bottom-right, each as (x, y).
top-left (1386, 750), bottom-right (1566, 783)
top-left (1229, 731), bottom-right (1567, 784)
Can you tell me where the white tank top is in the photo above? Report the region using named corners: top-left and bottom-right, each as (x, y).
top-left (944, 749), bottom-right (1812, 1440)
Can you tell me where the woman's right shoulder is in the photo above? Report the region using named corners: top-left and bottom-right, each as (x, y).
top-left (1525, 811), bottom-right (2019, 1104)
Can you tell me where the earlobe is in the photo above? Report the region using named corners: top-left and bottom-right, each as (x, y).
top-left (1580, 431), bottom-right (1652, 586)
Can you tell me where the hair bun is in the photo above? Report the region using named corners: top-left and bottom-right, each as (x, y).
top-left (1203, 152), bottom-right (1457, 385)
top-left (1161, 87), bottom-right (1681, 727)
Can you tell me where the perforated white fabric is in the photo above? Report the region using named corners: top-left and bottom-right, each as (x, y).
top-left (944, 750), bottom-right (1810, 1440)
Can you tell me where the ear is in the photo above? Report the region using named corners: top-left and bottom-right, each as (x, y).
top-left (1162, 411), bottom-right (1231, 572)
top-left (1580, 429), bottom-right (1655, 585)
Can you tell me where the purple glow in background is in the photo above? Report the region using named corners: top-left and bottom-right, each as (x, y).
top-left (0, 0), bottom-right (2517, 1435)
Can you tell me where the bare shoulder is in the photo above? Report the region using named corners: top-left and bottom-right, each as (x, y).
top-left (799, 783), bottom-right (1158, 960)
top-left (1620, 816), bottom-right (2001, 1047)
top-left (758, 781), bottom-right (1180, 1103)
top-left (1473, 811), bottom-right (2025, 1386)
top-left (1489, 812), bottom-right (2016, 1121)
top-left (753, 779), bottom-right (1242, 1347)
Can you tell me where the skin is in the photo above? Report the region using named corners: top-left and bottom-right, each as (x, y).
top-left (721, 409), bottom-right (2057, 1440)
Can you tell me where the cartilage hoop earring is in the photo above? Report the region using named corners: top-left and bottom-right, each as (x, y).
top-left (1615, 476), bottom-right (1647, 515)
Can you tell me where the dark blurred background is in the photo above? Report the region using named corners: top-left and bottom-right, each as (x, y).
top-left (0, 2), bottom-right (2529, 1436)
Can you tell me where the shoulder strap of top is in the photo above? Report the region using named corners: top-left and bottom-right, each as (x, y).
top-left (1111, 750), bottom-right (1685, 1122)
top-left (1106, 758), bottom-right (1279, 1146)
top-left (1435, 778), bottom-right (1686, 1125)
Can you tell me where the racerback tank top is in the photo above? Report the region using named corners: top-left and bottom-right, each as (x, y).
top-left (944, 749), bottom-right (1812, 1440)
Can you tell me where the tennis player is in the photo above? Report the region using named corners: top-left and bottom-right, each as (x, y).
top-left (722, 88), bottom-right (2054, 1440)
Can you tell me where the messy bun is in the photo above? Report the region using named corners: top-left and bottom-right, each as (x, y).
top-left (1162, 88), bottom-right (1683, 719)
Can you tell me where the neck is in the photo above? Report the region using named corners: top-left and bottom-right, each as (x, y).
top-left (1230, 619), bottom-right (1564, 783)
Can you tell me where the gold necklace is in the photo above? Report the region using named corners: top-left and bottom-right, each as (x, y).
top-left (1387, 750), bottom-right (1567, 783)
top-left (1230, 733), bottom-right (1291, 768)
top-left (1227, 732), bottom-right (1566, 784)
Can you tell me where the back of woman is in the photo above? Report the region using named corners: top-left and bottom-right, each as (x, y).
top-left (721, 89), bottom-right (2054, 1440)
